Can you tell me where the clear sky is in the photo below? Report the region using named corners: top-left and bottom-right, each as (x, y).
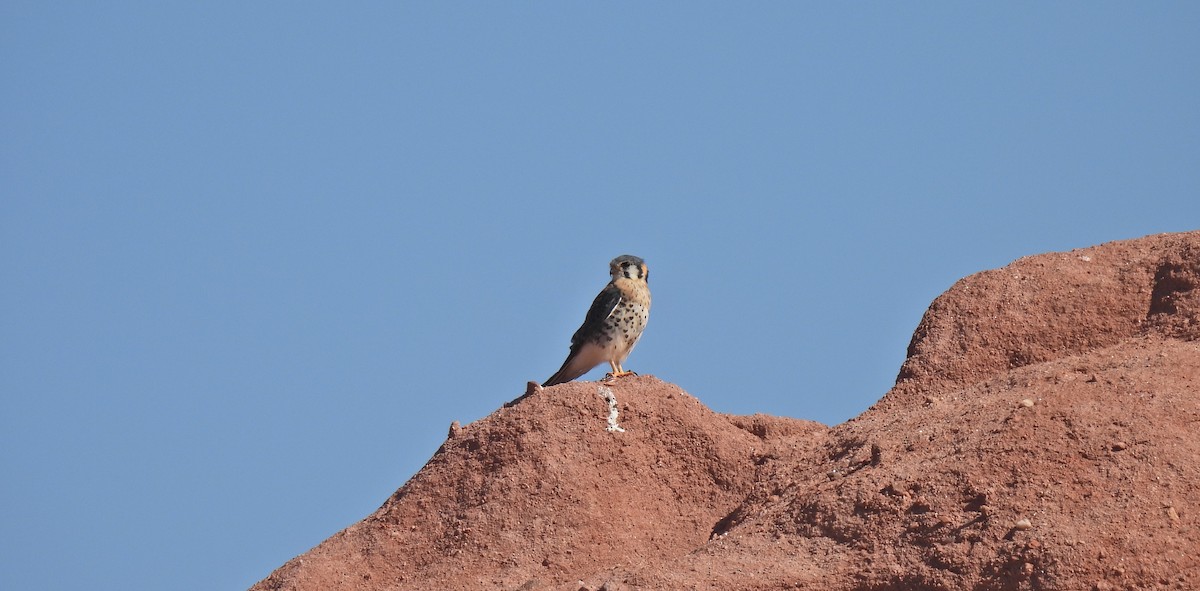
top-left (2, 3), bottom-right (1197, 590)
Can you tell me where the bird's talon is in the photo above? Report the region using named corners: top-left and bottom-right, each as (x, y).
top-left (604, 371), bottom-right (636, 381)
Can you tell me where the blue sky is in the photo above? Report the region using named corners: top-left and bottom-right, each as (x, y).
top-left (3, 3), bottom-right (1197, 590)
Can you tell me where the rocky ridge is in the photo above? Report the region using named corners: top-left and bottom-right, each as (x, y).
top-left (252, 230), bottom-right (1200, 591)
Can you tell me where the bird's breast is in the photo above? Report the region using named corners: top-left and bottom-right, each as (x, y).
top-left (600, 299), bottom-right (648, 348)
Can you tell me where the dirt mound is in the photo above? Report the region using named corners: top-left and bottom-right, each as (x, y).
top-left (251, 231), bottom-right (1200, 591)
top-left (252, 378), bottom-right (827, 590)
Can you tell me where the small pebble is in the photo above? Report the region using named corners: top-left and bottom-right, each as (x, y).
top-left (1019, 398), bottom-right (1035, 408)
top-left (1112, 441), bottom-right (1128, 451)
top-left (1013, 518), bottom-right (1033, 531)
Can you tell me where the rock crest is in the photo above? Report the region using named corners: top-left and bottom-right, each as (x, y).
top-left (253, 231), bottom-right (1200, 591)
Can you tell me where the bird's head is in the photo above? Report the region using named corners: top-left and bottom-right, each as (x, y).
top-left (610, 255), bottom-right (648, 282)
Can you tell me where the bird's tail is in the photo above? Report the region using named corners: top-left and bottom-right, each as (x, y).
top-left (542, 368), bottom-right (571, 387)
top-left (542, 353), bottom-right (588, 387)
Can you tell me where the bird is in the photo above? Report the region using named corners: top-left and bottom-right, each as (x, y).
top-left (543, 254), bottom-right (651, 387)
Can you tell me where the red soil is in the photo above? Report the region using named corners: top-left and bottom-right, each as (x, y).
top-left (252, 231), bottom-right (1200, 591)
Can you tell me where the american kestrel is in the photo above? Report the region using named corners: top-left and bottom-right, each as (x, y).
top-left (543, 255), bottom-right (651, 387)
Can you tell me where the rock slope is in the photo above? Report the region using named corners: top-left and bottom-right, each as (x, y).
top-left (252, 230), bottom-right (1200, 591)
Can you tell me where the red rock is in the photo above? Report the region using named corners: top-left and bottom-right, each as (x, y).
top-left (251, 231), bottom-right (1200, 591)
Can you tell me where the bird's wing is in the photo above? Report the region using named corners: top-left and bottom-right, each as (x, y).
top-left (570, 282), bottom-right (622, 347)
top-left (542, 283), bottom-right (623, 387)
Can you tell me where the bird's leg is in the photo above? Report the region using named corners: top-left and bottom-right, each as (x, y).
top-left (604, 360), bottom-right (635, 380)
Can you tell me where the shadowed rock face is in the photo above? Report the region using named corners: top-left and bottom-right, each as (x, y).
top-left (252, 231), bottom-right (1200, 591)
